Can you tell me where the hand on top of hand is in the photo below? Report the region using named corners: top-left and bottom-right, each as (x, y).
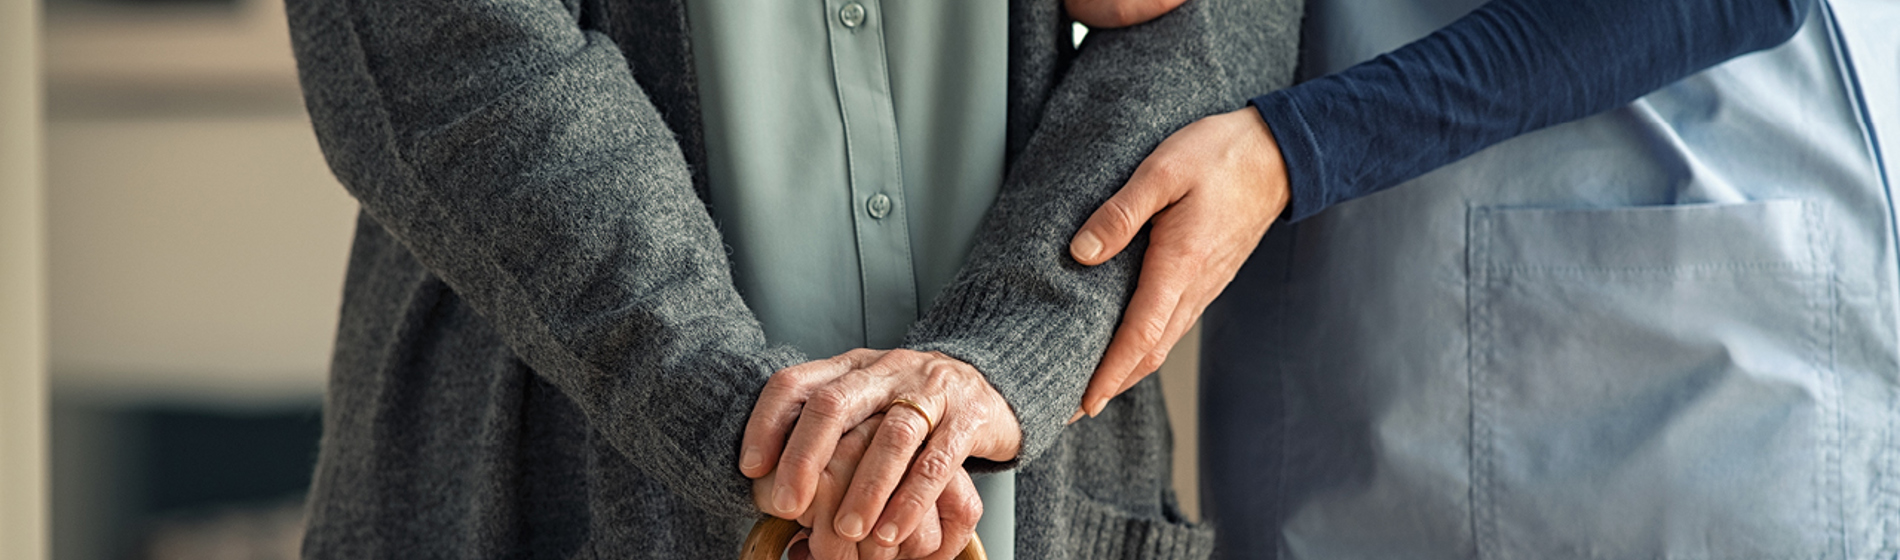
top-left (751, 414), bottom-right (982, 560)
top-left (743, 349), bottom-right (1020, 560)
top-left (1069, 107), bottom-right (1289, 420)
top-left (1065, 0), bottom-right (1189, 28)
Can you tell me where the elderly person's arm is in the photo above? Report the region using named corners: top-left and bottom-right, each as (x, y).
top-left (289, 0), bottom-right (808, 518)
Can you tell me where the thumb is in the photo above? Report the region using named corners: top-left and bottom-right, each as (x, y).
top-left (1070, 162), bottom-right (1180, 266)
top-left (742, 349), bottom-right (885, 478)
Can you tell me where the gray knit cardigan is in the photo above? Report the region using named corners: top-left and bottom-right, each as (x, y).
top-left (286, 0), bottom-right (1297, 557)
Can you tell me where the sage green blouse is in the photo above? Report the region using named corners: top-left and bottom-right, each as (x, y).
top-left (684, 0), bottom-right (1014, 555)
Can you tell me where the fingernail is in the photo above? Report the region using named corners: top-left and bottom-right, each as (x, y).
top-left (1067, 409), bottom-right (1085, 425)
top-left (740, 447), bottom-right (762, 471)
top-left (1087, 397), bottom-right (1107, 417)
top-left (1072, 231), bottom-right (1103, 262)
top-left (838, 513), bottom-right (865, 539)
top-left (875, 523), bottom-right (898, 544)
top-left (773, 486), bottom-right (798, 515)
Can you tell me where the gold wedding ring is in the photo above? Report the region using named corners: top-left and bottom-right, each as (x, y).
top-left (887, 397), bottom-right (936, 435)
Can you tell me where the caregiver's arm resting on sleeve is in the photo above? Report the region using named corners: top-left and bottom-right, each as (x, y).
top-left (1070, 0), bottom-right (1817, 415)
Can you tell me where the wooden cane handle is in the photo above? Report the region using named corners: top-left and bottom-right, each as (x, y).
top-left (741, 516), bottom-right (986, 560)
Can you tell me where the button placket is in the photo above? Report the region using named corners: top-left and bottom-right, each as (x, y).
top-left (823, 0), bottom-right (918, 347)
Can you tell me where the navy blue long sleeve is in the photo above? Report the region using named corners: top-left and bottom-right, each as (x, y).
top-left (1256, 0), bottom-right (1814, 222)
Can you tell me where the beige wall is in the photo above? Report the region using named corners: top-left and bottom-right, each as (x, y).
top-left (46, 117), bottom-right (359, 403)
top-left (43, 0), bottom-right (358, 404)
top-left (1158, 329), bottom-right (1201, 521)
top-left (41, 4), bottom-right (353, 557)
top-left (2, 0), bottom-right (50, 559)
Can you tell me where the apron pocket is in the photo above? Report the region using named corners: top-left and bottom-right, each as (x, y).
top-left (1468, 199), bottom-right (1838, 559)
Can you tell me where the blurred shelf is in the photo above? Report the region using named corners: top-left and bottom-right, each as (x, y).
top-left (45, 0), bottom-right (297, 88)
top-left (45, 0), bottom-right (303, 120)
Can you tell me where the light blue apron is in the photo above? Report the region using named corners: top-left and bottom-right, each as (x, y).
top-left (1200, 1), bottom-right (1900, 558)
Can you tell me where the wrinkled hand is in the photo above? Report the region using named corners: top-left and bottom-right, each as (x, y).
top-left (742, 349), bottom-right (1020, 558)
top-left (1065, 0), bottom-right (1188, 28)
top-left (751, 414), bottom-right (982, 560)
top-left (1068, 107), bottom-right (1289, 419)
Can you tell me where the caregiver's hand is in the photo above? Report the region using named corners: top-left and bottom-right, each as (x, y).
top-left (752, 414), bottom-right (982, 560)
top-left (741, 349), bottom-right (1020, 552)
top-left (1065, 0), bottom-right (1189, 28)
top-left (1069, 107), bottom-right (1289, 419)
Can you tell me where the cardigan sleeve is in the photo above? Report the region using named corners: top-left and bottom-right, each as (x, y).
top-left (286, 0), bottom-right (803, 518)
top-left (904, 0), bottom-right (1304, 466)
top-left (1258, 0), bottom-right (1815, 222)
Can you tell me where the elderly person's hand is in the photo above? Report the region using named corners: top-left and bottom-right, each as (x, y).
top-left (741, 349), bottom-right (1020, 559)
top-left (751, 414), bottom-right (983, 560)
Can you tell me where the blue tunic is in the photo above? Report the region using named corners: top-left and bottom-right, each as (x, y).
top-left (1203, 0), bottom-right (1900, 557)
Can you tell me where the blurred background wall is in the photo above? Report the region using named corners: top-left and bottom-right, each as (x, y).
top-left (34, 3), bottom-right (1205, 559)
top-left (43, 0), bottom-right (355, 558)
top-left (4, 0), bottom-right (51, 558)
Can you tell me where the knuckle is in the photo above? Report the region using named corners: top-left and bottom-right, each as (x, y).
top-left (911, 451), bottom-right (957, 483)
top-left (1146, 346), bottom-right (1173, 368)
top-left (1146, 155), bottom-right (1185, 185)
top-left (807, 385), bottom-right (853, 420)
top-left (1175, 242), bottom-right (1214, 264)
top-left (1134, 314), bottom-right (1169, 348)
top-left (947, 491), bottom-right (983, 524)
top-left (924, 362), bottom-right (961, 391)
top-left (1150, 251), bottom-right (1199, 278)
top-left (765, 369), bottom-right (805, 393)
top-left (881, 419), bottom-right (926, 449)
top-left (863, 542), bottom-right (897, 560)
top-left (847, 476), bottom-right (887, 504)
top-left (959, 398), bottom-right (991, 424)
top-left (1100, 198), bottom-right (1145, 238)
top-left (902, 351), bottom-right (936, 371)
top-left (942, 412), bottom-right (978, 438)
top-left (1135, 356), bottom-right (1162, 378)
top-left (877, 350), bottom-right (917, 370)
top-left (780, 449), bottom-right (820, 475)
top-left (894, 491), bottom-right (935, 519)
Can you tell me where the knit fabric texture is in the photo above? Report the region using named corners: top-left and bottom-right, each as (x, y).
top-left (285, 0), bottom-right (1298, 557)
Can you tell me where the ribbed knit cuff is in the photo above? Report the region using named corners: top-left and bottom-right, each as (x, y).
top-left (665, 344), bottom-right (812, 519)
top-left (904, 257), bottom-right (1133, 469)
top-left (1252, 91), bottom-right (1328, 223)
top-left (1060, 493), bottom-right (1217, 559)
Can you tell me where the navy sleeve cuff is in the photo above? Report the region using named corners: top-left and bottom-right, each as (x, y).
top-left (1252, 92), bottom-right (1328, 223)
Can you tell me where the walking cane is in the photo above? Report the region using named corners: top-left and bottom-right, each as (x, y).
top-left (741, 516), bottom-right (986, 560)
